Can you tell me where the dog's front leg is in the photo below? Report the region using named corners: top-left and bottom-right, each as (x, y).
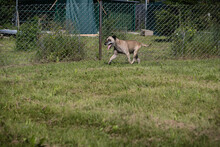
top-left (131, 50), bottom-right (138, 64)
top-left (108, 51), bottom-right (118, 65)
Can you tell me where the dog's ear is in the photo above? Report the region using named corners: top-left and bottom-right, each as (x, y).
top-left (112, 35), bottom-right (117, 40)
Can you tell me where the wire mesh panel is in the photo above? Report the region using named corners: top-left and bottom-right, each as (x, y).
top-left (0, 3), bottom-right (99, 67)
top-left (0, 3), bottom-right (219, 67)
top-left (102, 3), bottom-right (220, 62)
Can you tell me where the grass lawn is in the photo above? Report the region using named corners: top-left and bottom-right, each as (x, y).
top-left (0, 38), bottom-right (220, 146)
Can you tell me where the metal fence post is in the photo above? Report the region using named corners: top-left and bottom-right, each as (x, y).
top-left (16, 0), bottom-right (20, 30)
top-left (145, 0), bottom-right (148, 29)
top-left (99, 0), bottom-right (103, 60)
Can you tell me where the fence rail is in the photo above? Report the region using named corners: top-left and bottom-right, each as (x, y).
top-left (0, 3), bottom-right (219, 65)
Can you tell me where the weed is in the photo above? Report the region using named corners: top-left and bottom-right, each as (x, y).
top-left (36, 31), bottom-right (85, 62)
top-left (16, 17), bottom-right (40, 51)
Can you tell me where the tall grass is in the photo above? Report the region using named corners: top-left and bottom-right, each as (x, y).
top-left (16, 17), bottom-right (40, 51)
top-left (171, 25), bottom-right (220, 58)
top-left (36, 32), bottom-right (85, 62)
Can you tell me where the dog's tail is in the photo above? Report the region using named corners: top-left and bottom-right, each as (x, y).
top-left (141, 43), bottom-right (151, 47)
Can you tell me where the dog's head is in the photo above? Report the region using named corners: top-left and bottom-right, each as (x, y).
top-left (104, 35), bottom-right (116, 50)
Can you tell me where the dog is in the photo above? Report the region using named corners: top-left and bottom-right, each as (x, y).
top-left (104, 35), bottom-right (151, 64)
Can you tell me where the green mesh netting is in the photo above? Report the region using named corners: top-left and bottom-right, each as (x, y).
top-left (66, 0), bottom-right (97, 34)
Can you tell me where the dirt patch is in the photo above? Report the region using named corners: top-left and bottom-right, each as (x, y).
top-left (163, 119), bottom-right (196, 130)
top-left (151, 116), bottom-right (196, 131)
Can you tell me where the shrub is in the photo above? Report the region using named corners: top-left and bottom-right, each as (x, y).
top-left (171, 26), bottom-right (197, 56)
top-left (155, 7), bottom-right (179, 36)
top-left (171, 25), bottom-right (220, 58)
top-left (36, 31), bottom-right (85, 62)
top-left (0, 5), bottom-right (15, 29)
top-left (16, 17), bottom-right (40, 51)
top-left (188, 32), bottom-right (219, 57)
top-left (102, 15), bottom-right (127, 40)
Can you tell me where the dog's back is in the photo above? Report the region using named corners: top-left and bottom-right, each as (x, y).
top-left (122, 40), bottom-right (142, 50)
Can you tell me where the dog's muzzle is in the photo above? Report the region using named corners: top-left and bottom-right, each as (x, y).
top-left (104, 41), bottom-right (113, 50)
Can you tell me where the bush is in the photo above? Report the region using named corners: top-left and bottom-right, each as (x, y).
top-left (102, 15), bottom-right (127, 40)
top-left (188, 32), bottom-right (219, 57)
top-left (171, 25), bottom-right (220, 58)
top-left (171, 26), bottom-right (197, 56)
top-left (155, 7), bottom-right (179, 36)
top-left (36, 31), bottom-right (85, 62)
top-left (0, 5), bottom-right (15, 29)
top-left (16, 17), bottom-right (40, 51)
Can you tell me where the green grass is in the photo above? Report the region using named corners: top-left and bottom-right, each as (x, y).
top-left (0, 38), bottom-right (220, 146)
top-left (0, 38), bottom-right (36, 67)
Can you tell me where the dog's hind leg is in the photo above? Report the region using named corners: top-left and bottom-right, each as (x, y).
top-left (136, 55), bottom-right (140, 64)
top-left (125, 52), bottom-right (132, 64)
top-left (131, 58), bottom-right (136, 64)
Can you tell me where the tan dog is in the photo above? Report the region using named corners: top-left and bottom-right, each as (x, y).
top-left (104, 35), bottom-right (150, 64)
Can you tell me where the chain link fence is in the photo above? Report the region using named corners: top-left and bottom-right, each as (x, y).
top-left (0, 3), bottom-right (219, 66)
